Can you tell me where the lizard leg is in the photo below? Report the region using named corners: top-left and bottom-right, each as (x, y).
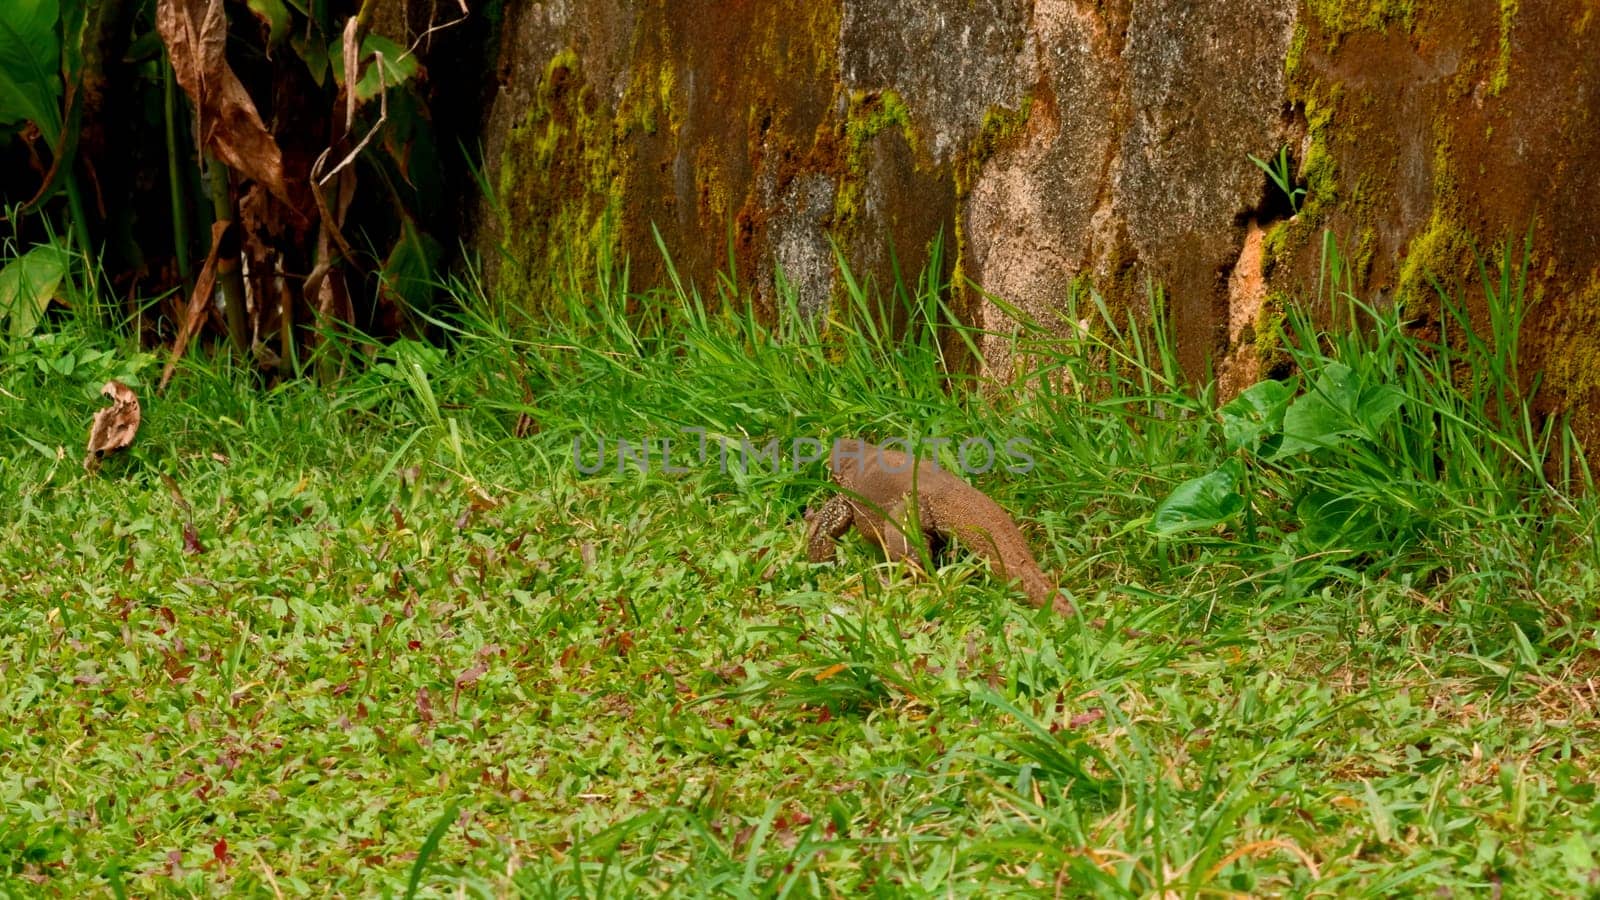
top-left (804, 494), bottom-right (854, 563)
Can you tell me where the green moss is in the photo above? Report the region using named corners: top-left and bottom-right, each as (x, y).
top-left (1388, 119), bottom-right (1476, 306)
top-left (1261, 220), bottom-right (1293, 276)
top-left (1254, 291), bottom-right (1292, 373)
top-left (1285, 22), bottom-right (1309, 80)
top-left (1395, 211), bottom-right (1471, 306)
top-left (844, 89), bottom-right (915, 158)
top-left (953, 101), bottom-right (1031, 200)
top-left (831, 89), bottom-right (922, 241)
top-left (496, 49), bottom-right (622, 306)
top-left (1348, 226), bottom-right (1378, 286)
top-left (1276, 9), bottom-right (1421, 310)
top-left (1544, 274), bottom-right (1600, 415)
top-left (1305, 0), bottom-right (1417, 49)
top-left (945, 100), bottom-right (1032, 326)
top-left (1491, 0), bottom-right (1518, 95)
top-left (658, 66), bottom-right (677, 127)
top-left (1300, 132), bottom-right (1336, 210)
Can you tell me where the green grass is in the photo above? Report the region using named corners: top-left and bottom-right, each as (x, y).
top-left (2, 236), bottom-right (1599, 896)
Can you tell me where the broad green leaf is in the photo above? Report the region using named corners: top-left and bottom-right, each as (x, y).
top-left (1356, 382), bottom-right (1407, 435)
top-left (1275, 363), bottom-right (1411, 456)
top-left (1220, 378), bottom-right (1293, 455)
top-left (0, 0), bottom-right (64, 139)
top-left (330, 33), bottom-right (418, 103)
top-left (1294, 487), bottom-right (1375, 550)
top-left (1559, 833), bottom-right (1596, 884)
top-left (381, 218), bottom-right (443, 313)
top-left (0, 240), bottom-right (70, 337)
top-left (124, 29), bottom-right (166, 63)
top-left (355, 35), bottom-right (418, 102)
top-left (1151, 459), bottom-right (1246, 536)
top-left (293, 30), bottom-right (330, 86)
top-left (247, 0), bottom-right (293, 47)
top-left (1275, 363), bottom-right (1362, 457)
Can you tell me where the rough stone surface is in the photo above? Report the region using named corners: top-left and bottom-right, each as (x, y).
top-left (771, 174), bottom-right (837, 317)
top-left (840, 0), bottom-right (1031, 162)
top-left (1120, 1), bottom-right (1298, 377)
top-left (476, 0), bottom-right (1600, 444)
top-left (964, 0), bottom-right (1124, 378)
top-left (1273, 0), bottom-right (1600, 444)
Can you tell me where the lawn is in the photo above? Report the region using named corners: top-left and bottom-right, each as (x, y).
top-left (2, 252), bottom-right (1598, 896)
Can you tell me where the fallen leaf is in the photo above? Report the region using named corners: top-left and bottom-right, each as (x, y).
top-left (85, 380), bottom-right (141, 471)
top-left (156, 0), bottom-right (291, 205)
top-left (1068, 709), bottom-right (1105, 729)
top-left (212, 838), bottom-right (228, 864)
top-left (451, 661), bottom-right (487, 714)
top-left (814, 663), bottom-right (847, 682)
top-left (455, 661), bottom-right (487, 688)
top-left (182, 521), bottom-right (206, 555)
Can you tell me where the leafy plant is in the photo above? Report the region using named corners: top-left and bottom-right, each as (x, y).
top-left (1151, 229), bottom-right (1567, 602)
top-left (1249, 145), bottom-right (1306, 215)
top-left (0, 236), bottom-right (71, 337)
top-left (0, 0), bottom-right (65, 141)
top-left (0, 0), bottom-right (93, 258)
top-left (0, 0), bottom-right (468, 383)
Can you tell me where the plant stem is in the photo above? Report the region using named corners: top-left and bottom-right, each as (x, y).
top-left (206, 156), bottom-right (250, 356)
top-left (163, 58), bottom-right (193, 294)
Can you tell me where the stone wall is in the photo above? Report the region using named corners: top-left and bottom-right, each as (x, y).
top-left (475, 0), bottom-right (1600, 440)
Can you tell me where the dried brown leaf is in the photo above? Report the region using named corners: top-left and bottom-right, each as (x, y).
top-left (182, 521), bottom-right (206, 555)
top-left (451, 660), bottom-right (488, 715)
top-left (156, 0), bottom-right (291, 205)
top-left (454, 661), bottom-right (488, 689)
top-left (160, 473), bottom-right (192, 512)
top-left (85, 380), bottom-right (141, 471)
top-left (1068, 709), bottom-right (1105, 729)
top-left (159, 221), bottom-right (229, 393)
top-left (341, 17), bottom-right (361, 131)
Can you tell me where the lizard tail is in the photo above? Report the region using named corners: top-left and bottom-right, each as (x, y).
top-left (945, 506), bottom-right (1066, 613)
